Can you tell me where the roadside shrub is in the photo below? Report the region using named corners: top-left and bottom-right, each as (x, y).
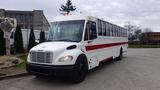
top-left (28, 28), bottom-right (36, 51)
top-left (14, 25), bottom-right (24, 53)
top-left (39, 30), bottom-right (45, 43)
top-left (128, 41), bottom-right (141, 45)
top-left (0, 29), bottom-right (6, 55)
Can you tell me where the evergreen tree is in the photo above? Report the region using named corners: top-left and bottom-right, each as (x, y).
top-left (28, 28), bottom-right (36, 51)
top-left (14, 25), bottom-right (24, 53)
top-left (39, 30), bottom-right (45, 43)
top-left (0, 28), bottom-right (6, 55)
top-left (59, 0), bottom-right (76, 15)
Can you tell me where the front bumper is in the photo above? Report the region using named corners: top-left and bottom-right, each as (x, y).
top-left (26, 63), bottom-right (75, 76)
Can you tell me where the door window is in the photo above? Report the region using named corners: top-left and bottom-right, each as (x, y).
top-left (84, 21), bottom-right (97, 40)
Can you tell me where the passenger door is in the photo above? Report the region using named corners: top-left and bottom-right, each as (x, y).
top-left (84, 21), bottom-right (99, 69)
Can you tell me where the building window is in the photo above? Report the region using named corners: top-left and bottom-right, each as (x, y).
top-left (16, 15), bottom-right (20, 23)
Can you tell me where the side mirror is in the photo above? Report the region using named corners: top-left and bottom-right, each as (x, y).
top-left (88, 40), bottom-right (94, 43)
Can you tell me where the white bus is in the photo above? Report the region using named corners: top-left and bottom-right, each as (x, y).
top-left (26, 14), bottom-right (128, 83)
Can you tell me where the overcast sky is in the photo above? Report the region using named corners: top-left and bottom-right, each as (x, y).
top-left (0, 0), bottom-right (160, 32)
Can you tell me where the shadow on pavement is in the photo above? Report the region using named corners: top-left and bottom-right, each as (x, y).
top-left (30, 57), bottom-right (127, 85)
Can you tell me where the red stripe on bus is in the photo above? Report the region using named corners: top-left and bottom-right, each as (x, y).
top-left (86, 42), bottom-right (128, 51)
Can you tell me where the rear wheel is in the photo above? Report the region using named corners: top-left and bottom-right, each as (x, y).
top-left (116, 48), bottom-right (123, 61)
top-left (72, 55), bottom-right (88, 83)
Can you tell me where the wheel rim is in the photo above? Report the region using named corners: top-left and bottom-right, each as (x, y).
top-left (76, 60), bottom-right (87, 76)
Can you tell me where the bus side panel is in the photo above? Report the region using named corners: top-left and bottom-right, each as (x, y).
top-left (90, 37), bottom-right (128, 63)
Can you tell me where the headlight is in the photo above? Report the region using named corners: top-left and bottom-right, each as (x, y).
top-left (58, 56), bottom-right (73, 62)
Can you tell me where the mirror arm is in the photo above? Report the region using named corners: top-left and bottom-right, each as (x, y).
top-left (88, 40), bottom-right (94, 43)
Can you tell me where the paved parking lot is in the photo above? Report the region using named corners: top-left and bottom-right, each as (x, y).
top-left (0, 49), bottom-right (160, 90)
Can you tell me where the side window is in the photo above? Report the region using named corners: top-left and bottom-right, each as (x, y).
top-left (84, 23), bottom-right (89, 41)
top-left (118, 27), bottom-right (120, 37)
top-left (110, 24), bottom-right (113, 36)
top-left (103, 22), bottom-right (106, 36)
top-left (84, 21), bottom-right (97, 41)
top-left (120, 28), bottom-right (122, 37)
top-left (106, 23), bottom-right (109, 36)
top-left (112, 25), bottom-right (114, 36)
top-left (114, 26), bottom-right (117, 37)
top-left (122, 29), bottom-right (124, 37)
top-left (98, 20), bottom-right (102, 36)
top-left (89, 22), bottom-right (97, 40)
top-left (116, 27), bottom-right (118, 37)
top-left (126, 30), bottom-right (127, 37)
top-left (117, 27), bottom-right (119, 37)
top-left (115, 26), bottom-right (117, 37)
top-left (108, 24), bottom-right (111, 36)
top-left (124, 29), bottom-right (125, 37)
top-left (125, 29), bottom-right (127, 37)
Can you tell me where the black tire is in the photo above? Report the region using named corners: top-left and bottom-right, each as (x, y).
top-left (116, 48), bottom-right (123, 61)
top-left (34, 74), bottom-right (44, 78)
top-left (72, 55), bottom-right (88, 83)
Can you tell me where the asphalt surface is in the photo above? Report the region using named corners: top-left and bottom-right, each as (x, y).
top-left (0, 48), bottom-right (160, 90)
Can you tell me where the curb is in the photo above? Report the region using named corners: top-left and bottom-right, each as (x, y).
top-left (0, 73), bottom-right (30, 80)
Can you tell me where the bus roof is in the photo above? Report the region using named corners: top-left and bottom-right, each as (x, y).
top-left (51, 14), bottom-right (95, 22)
top-left (51, 14), bottom-right (126, 30)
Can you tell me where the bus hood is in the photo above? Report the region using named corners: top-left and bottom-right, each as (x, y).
top-left (30, 42), bottom-right (78, 52)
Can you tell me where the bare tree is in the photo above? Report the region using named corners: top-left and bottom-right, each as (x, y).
top-left (124, 22), bottom-right (142, 41)
top-left (124, 22), bottom-right (135, 35)
top-left (134, 27), bottom-right (142, 40)
top-left (144, 28), bottom-right (153, 33)
top-left (59, 0), bottom-right (76, 15)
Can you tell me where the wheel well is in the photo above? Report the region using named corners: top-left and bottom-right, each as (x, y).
top-left (76, 54), bottom-right (88, 68)
top-left (119, 47), bottom-right (123, 56)
top-left (77, 54), bottom-right (88, 62)
top-left (120, 47), bottom-right (123, 52)
top-left (120, 47), bottom-right (124, 56)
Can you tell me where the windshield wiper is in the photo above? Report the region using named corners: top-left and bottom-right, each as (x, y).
top-left (47, 39), bottom-right (78, 42)
top-left (46, 40), bottom-right (52, 42)
top-left (52, 39), bottom-right (76, 42)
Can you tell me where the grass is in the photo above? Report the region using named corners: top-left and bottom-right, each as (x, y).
top-left (129, 44), bottom-right (160, 48)
top-left (0, 54), bottom-right (28, 75)
top-left (12, 54), bottom-right (28, 69)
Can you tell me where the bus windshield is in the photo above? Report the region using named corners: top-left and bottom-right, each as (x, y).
top-left (48, 20), bottom-right (85, 42)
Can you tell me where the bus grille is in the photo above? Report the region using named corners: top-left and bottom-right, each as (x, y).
top-left (30, 51), bottom-right (53, 64)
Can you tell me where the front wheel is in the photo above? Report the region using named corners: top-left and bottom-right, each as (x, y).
top-left (34, 74), bottom-right (45, 78)
top-left (72, 55), bottom-right (88, 83)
